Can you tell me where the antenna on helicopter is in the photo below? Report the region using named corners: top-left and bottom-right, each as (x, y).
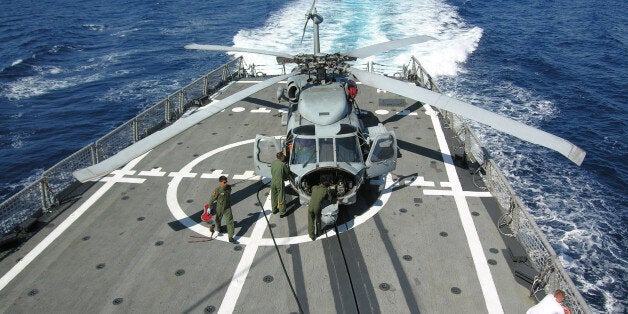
top-left (300, 0), bottom-right (323, 54)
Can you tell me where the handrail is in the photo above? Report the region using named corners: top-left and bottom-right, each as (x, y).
top-left (393, 57), bottom-right (590, 313)
top-left (0, 57), bottom-right (244, 236)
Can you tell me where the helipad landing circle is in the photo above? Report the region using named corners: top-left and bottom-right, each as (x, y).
top-left (166, 138), bottom-right (394, 245)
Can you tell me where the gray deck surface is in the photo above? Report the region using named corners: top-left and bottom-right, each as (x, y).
top-left (0, 76), bottom-right (537, 313)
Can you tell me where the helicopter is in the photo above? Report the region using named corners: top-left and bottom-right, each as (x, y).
top-left (252, 56), bottom-right (396, 205)
top-left (73, 2), bottom-right (586, 208)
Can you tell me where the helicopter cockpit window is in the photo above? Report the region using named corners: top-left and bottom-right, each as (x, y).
top-left (257, 137), bottom-right (279, 164)
top-left (370, 135), bottom-right (395, 162)
top-left (337, 136), bottom-right (361, 162)
top-left (319, 138), bottom-right (334, 162)
top-left (292, 138), bottom-right (317, 164)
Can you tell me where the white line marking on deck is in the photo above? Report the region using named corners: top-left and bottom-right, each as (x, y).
top-left (167, 171), bottom-right (197, 178)
top-left (200, 170), bottom-right (228, 179)
top-left (425, 105), bottom-right (504, 314)
top-left (406, 176), bottom-right (435, 187)
top-left (251, 107), bottom-right (271, 113)
top-left (218, 194), bottom-right (272, 314)
top-left (0, 152), bottom-right (150, 292)
top-left (232, 170), bottom-right (261, 181)
top-left (396, 110), bottom-right (418, 116)
top-left (98, 177), bottom-right (146, 184)
top-left (111, 169), bottom-right (136, 176)
top-left (138, 167), bottom-right (166, 176)
top-left (422, 189), bottom-right (493, 198)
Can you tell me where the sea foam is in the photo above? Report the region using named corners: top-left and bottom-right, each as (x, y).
top-left (230, 0), bottom-right (482, 78)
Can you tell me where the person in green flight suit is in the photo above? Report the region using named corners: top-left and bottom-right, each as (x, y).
top-left (208, 176), bottom-right (238, 244)
top-left (308, 180), bottom-right (336, 241)
top-left (271, 152), bottom-right (290, 217)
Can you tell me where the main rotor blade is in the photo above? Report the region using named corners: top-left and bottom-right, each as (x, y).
top-left (300, 19), bottom-right (309, 43)
top-left (345, 35), bottom-right (435, 58)
top-left (308, 0), bottom-right (317, 13)
top-left (73, 73), bottom-right (292, 182)
top-left (300, 14), bottom-right (310, 44)
top-left (185, 44), bottom-right (294, 58)
top-left (301, 0), bottom-right (317, 43)
top-left (350, 68), bottom-right (586, 165)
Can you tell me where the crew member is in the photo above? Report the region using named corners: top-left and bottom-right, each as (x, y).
top-left (527, 289), bottom-right (571, 314)
top-left (208, 176), bottom-right (238, 244)
top-left (308, 181), bottom-right (334, 241)
top-left (271, 152), bottom-right (290, 217)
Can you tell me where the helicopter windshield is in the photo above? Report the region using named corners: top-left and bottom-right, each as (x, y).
top-left (370, 134), bottom-right (395, 162)
top-left (336, 136), bottom-right (361, 162)
top-left (291, 135), bottom-right (361, 165)
top-left (292, 137), bottom-right (317, 164)
top-left (319, 138), bottom-right (334, 162)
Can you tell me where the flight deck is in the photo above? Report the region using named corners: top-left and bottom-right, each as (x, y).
top-left (0, 77), bottom-right (541, 313)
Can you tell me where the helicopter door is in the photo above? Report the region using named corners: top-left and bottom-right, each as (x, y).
top-left (254, 135), bottom-right (282, 179)
top-left (365, 132), bottom-right (397, 178)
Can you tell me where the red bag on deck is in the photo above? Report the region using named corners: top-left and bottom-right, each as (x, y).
top-left (201, 204), bottom-right (213, 222)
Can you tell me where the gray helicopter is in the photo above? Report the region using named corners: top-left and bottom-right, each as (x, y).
top-left (73, 3), bottom-right (586, 208)
top-left (253, 59), bottom-right (396, 205)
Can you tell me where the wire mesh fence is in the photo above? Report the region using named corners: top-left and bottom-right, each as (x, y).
top-left (0, 57), bottom-right (244, 236)
top-left (397, 58), bottom-right (589, 313)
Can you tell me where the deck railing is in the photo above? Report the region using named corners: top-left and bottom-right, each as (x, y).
top-left (0, 57), bottom-right (244, 237)
top-left (396, 57), bottom-right (589, 313)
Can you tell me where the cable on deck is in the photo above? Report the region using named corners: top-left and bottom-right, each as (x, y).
top-left (256, 182), bottom-right (304, 314)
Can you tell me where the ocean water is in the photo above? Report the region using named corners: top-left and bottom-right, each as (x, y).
top-left (0, 0), bottom-right (625, 312)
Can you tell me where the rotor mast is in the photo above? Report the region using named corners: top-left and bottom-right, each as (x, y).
top-left (310, 7), bottom-right (323, 54)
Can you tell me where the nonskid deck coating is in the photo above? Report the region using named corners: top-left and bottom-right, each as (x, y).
top-left (0, 77), bottom-right (536, 313)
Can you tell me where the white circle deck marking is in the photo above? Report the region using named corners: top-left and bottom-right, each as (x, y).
top-left (166, 138), bottom-right (393, 245)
